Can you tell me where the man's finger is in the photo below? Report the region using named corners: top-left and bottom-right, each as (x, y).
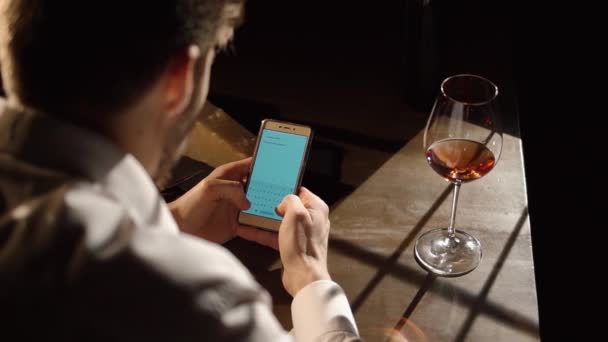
top-left (204, 179), bottom-right (250, 210)
top-left (297, 187), bottom-right (329, 215)
top-left (276, 194), bottom-right (307, 218)
top-left (209, 157), bottom-right (252, 181)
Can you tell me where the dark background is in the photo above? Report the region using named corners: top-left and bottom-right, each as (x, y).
top-left (1, 0), bottom-right (576, 339)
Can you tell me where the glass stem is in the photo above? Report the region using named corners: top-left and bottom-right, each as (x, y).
top-left (447, 182), bottom-right (461, 239)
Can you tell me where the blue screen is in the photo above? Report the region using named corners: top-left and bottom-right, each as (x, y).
top-left (243, 128), bottom-right (308, 221)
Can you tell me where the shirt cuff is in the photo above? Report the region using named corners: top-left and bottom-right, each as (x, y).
top-left (291, 280), bottom-right (359, 341)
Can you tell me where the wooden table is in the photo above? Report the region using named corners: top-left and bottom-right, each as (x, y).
top-left (315, 130), bottom-right (539, 341)
top-left (247, 129), bottom-right (540, 341)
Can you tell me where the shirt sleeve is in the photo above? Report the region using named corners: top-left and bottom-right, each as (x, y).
top-left (292, 280), bottom-right (361, 342)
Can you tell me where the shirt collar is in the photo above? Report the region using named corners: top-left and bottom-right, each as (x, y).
top-left (0, 99), bottom-right (171, 229)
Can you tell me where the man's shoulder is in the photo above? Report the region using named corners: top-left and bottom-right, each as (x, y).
top-left (0, 180), bottom-right (128, 258)
top-left (0, 180), bottom-right (121, 290)
top-left (0, 183), bottom-right (263, 318)
top-left (1, 180), bottom-right (258, 288)
top-left (0, 180), bottom-right (272, 340)
top-left (1, 180), bottom-right (125, 227)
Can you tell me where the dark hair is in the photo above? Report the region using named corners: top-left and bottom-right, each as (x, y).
top-left (0, 0), bottom-right (241, 122)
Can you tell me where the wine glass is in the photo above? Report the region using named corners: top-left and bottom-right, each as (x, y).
top-left (414, 74), bottom-right (502, 277)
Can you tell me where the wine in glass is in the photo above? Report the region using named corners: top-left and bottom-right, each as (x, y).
top-left (414, 74), bottom-right (502, 277)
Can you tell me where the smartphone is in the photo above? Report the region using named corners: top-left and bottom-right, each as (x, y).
top-left (238, 119), bottom-right (313, 232)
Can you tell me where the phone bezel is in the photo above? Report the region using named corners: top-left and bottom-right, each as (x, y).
top-left (237, 119), bottom-right (313, 232)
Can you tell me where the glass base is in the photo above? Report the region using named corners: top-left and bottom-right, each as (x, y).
top-left (414, 228), bottom-right (482, 277)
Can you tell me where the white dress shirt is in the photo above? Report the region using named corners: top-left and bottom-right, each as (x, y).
top-left (0, 98), bottom-right (360, 341)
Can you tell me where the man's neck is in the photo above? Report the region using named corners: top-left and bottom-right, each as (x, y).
top-left (104, 104), bottom-right (165, 178)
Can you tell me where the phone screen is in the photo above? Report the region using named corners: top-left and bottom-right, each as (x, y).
top-left (243, 128), bottom-right (308, 221)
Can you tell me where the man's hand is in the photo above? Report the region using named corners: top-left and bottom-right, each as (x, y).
top-left (169, 158), bottom-right (278, 249)
top-left (276, 187), bottom-right (332, 296)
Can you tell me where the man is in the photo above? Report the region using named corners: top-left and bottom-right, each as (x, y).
top-left (0, 0), bottom-right (360, 341)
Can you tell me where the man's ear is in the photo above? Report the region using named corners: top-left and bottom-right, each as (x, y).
top-left (163, 45), bottom-right (201, 120)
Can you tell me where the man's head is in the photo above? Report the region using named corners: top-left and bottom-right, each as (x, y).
top-left (0, 0), bottom-right (244, 184)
